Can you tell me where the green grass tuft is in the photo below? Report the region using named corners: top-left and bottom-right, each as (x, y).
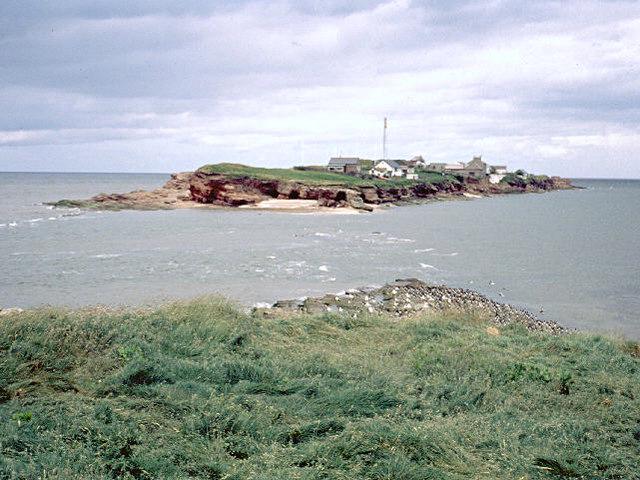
top-left (0, 301), bottom-right (638, 478)
top-left (196, 163), bottom-right (453, 188)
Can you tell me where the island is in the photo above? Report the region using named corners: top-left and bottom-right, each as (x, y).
top-left (50, 161), bottom-right (574, 213)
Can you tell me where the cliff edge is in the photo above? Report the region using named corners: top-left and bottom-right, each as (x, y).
top-left (49, 163), bottom-right (575, 212)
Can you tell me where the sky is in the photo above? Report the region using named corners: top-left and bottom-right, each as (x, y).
top-left (0, 0), bottom-right (639, 177)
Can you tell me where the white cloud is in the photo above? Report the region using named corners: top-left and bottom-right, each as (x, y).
top-left (0, 0), bottom-right (639, 177)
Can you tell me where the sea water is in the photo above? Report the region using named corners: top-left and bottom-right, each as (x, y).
top-left (1, 172), bottom-right (638, 338)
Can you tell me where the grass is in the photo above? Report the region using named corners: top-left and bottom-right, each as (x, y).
top-left (196, 163), bottom-right (449, 188)
top-left (416, 170), bottom-right (460, 184)
top-left (500, 173), bottom-right (550, 187)
top-left (0, 300), bottom-right (638, 479)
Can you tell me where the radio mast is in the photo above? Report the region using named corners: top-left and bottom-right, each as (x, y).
top-left (382, 117), bottom-right (388, 159)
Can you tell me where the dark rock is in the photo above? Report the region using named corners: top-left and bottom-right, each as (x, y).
top-left (262, 279), bottom-right (567, 334)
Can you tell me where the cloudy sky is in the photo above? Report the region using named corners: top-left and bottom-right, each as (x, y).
top-left (1, 1), bottom-right (639, 177)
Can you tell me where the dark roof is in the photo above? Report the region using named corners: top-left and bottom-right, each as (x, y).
top-left (465, 157), bottom-right (487, 169)
top-left (328, 157), bottom-right (360, 166)
top-left (375, 159), bottom-right (402, 169)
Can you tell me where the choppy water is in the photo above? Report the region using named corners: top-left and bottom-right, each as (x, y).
top-left (1, 172), bottom-right (638, 338)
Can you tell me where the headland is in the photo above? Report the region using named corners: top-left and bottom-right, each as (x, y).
top-left (48, 163), bottom-right (575, 213)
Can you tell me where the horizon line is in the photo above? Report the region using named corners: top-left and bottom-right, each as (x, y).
top-left (0, 171), bottom-right (639, 181)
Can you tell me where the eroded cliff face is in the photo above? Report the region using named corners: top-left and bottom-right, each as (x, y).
top-left (187, 172), bottom-right (469, 210)
top-left (50, 171), bottom-right (574, 212)
top-left (187, 172), bottom-right (573, 210)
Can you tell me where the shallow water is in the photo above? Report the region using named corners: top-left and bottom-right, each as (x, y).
top-left (1, 173), bottom-right (638, 338)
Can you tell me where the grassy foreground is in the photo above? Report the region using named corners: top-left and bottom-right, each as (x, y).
top-left (0, 300), bottom-right (638, 479)
top-left (197, 163), bottom-right (456, 188)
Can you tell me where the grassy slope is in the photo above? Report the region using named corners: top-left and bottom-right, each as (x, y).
top-left (1, 301), bottom-right (638, 479)
top-left (197, 163), bottom-right (454, 188)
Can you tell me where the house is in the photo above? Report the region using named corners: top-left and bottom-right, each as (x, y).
top-left (372, 160), bottom-right (418, 180)
top-left (459, 156), bottom-right (488, 179)
top-left (426, 162), bottom-right (464, 173)
top-left (488, 165), bottom-right (508, 184)
top-left (426, 157), bottom-right (510, 182)
top-left (407, 155), bottom-right (427, 168)
top-left (372, 160), bottom-right (403, 177)
top-left (426, 157), bottom-right (487, 179)
top-left (327, 157), bottom-right (362, 174)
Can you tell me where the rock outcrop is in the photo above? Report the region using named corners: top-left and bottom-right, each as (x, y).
top-left (187, 171), bottom-right (573, 210)
top-left (187, 171), bottom-right (470, 210)
top-left (259, 278), bottom-right (566, 334)
top-left (50, 169), bottom-right (575, 212)
top-left (50, 172), bottom-right (195, 210)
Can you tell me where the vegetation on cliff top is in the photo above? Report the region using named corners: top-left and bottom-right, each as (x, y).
top-left (1, 299), bottom-right (638, 479)
top-left (197, 163), bottom-right (458, 188)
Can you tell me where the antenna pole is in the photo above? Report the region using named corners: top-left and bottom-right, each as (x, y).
top-left (382, 117), bottom-right (387, 159)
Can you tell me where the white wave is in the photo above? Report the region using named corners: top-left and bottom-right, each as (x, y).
top-left (27, 218), bottom-right (44, 223)
top-left (388, 237), bottom-right (415, 243)
top-left (434, 252), bottom-right (459, 257)
top-left (8, 222), bottom-right (17, 227)
top-left (0, 223), bottom-right (5, 228)
top-left (252, 302), bottom-right (272, 309)
top-left (314, 232), bottom-right (332, 237)
top-left (48, 217), bottom-right (57, 220)
top-left (419, 263), bottom-right (438, 270)
top-left (254, 268), bottom-right (265, 273)
top-left (288, 260), bottom-right (307, 267)
top-left (266, 255), bottom-right (277, 259)
top-left (90, 254), bottom-right (122, 259)
top-left (318, 265), bottom-right (329, 272)
top-left (414, 248), bottom-right (435, 253)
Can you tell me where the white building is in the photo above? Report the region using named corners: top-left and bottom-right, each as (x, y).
top-left (372, 160), bottom-right (418, 180)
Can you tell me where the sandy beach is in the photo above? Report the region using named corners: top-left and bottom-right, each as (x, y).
top-left (238, 198), bottom-right (366, 214)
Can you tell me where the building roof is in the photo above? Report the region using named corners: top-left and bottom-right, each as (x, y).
top-left (395, 160), bottom-right (414, 167)
top-left (328, 157), bottom-right (360, 166)
top-left (375, 159), bottom-right (404, 170)
top-left (465, 156), bottom-right (487, 169)
top-left (444, 163), bottom-right (464, 170)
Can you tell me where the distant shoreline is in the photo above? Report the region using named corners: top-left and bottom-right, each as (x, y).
top-left (46, 163), bottom-right (576, 214)
top-left (2, 171), bottom-right (640, 181)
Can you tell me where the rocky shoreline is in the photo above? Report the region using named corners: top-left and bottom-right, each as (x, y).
top-left (1, 278), bottom-right (566, 334)
top-left (49, 168), bottom-right (575, 213)
top-left (257, 278), bottom-right (567, 334)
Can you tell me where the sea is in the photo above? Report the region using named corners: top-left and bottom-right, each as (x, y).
top-left (0, 172), bottom-right (638, 338)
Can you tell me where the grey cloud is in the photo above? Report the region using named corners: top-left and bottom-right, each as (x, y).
top-left (0, 0), bottom-right (639, 177)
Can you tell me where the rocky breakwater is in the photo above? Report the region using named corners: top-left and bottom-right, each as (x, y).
top-left (259, 278), bottom-right (566, 334)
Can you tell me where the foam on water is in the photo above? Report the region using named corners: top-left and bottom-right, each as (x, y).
top-left (1, 174), bottom-right (639, 338)
top-left (419, 263), bottom-right (438, 270)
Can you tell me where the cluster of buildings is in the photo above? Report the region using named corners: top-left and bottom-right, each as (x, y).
top-left (327, 155), bottom-right (508, 183)
top-left (327, 156), bottom-right (425, 180)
